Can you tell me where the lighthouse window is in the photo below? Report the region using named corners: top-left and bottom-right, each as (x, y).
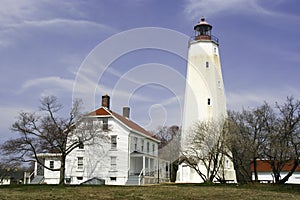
top-left (208, 98), bottom-right (211, 105)
top-left (206, 61), bottom-right (209, 68)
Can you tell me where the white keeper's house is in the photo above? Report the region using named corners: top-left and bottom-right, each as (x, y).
top-left (27, 95), bottom-right (170, 185)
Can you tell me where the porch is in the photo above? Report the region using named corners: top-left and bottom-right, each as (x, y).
top-left (127, 152), bottom-right (170, 185)
top-left (128, 152), bottom-right (157, 185)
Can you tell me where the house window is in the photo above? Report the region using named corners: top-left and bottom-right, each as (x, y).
top-left (78, 141), bottom-right (84, 149)
top-left (134, 137), bottom-right (138, 151)
top-left (110, 177), bottom-right (117, 181)
top-left (152, 144), bottom-right (155, 153)
top-left (102, 118), bottom-right (108, 130)
top-left (77, 157), bottom-right (83, 170)
top-left (206, 61), bottom-right (209, 68)
top-left (225, 159), bottom-right (230, 169)
top-left (49, 161), bottom-right (54, 169)
top-left (208, 98), bottom-right (211, 105)
top-left (111, 156), bottom-right (117, 171)
top-left (141, 139), bottom-right (144, 152)
top-left (77, 177), bottom-right (83, 180)
top-left (147, 142), bottom-right (150, 153)
top-left (111, 135), bottom-right (117, 149)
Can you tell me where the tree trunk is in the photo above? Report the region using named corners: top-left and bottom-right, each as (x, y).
top-left (278, 160), bottom-right (299, 184)
top-left (253, 158), bottom-right (258, 182)
top-left (59, 156), bottom-right (66, 185)
top-left (274, 171), bottom-right (280, 184)
top-left (170, 162), bottom-right (178, 182)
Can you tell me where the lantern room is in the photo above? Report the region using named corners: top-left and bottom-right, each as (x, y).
top-left (194, 17), bottom-right (212, 41)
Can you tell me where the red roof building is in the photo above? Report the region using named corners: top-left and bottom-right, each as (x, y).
top-left (250, 160), bottom-right (300, 184)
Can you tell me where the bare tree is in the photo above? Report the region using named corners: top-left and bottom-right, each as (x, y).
top-left (264, 96), bottom-right (300, 184)
top-left (227, 96), bottom-right (300, 184)
top-left (226, 111), bottom-right (252, 183)
top-left (0, 96), bottom-right (109, 184)
top-left (154, 125), bottom-right (181, 182)
top-left (227, 104), bottom-right (273, 182)
top-left (182, 120), bottom-right (228, 183)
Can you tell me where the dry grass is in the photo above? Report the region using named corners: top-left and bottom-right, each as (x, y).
top-left (0, 183), bottom-right (300, 200)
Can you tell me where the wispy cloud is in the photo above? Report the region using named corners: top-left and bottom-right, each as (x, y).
top-left (22, 18), bottom-right (115, 33)
top-left (184, 0), bottom-right (278, 19)
top-left (226, 86), bottom-right (300, 111)
top-left (18, 76), bottom-right (75, 99)
top-left (0, 1), bottom-right (116, 48)
top-left (0, 18), bottom-right (115, 48)
top-left (21, 76), bottom-right (73, 91)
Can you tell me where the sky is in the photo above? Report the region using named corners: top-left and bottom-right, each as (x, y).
top-left (1, 0), bottom-right (300, 143)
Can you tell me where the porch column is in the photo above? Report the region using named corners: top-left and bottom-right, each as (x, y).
top-left (34, 160), bottom-right (37, 176)
top-left (148, 157), bottom-right (150, 176)
top-left (155, 158), bottom-right (158, 177)
top-left (142, 155), bottom-right (145, 176)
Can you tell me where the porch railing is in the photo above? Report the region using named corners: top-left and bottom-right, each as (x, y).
top-left (145, 170), bottom-right (155, 176)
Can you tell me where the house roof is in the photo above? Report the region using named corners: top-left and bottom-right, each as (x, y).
top-left (87, 107), bottom-right (159, 142)
top-left (250, 160), bottom-right (300, 172)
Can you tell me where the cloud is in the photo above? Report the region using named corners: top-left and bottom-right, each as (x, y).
top-left (226, 86), bottom-right (300, 111)
top-left (0, 0), bottom-right (86, 25)
top-left (184, 0), bottom-right (277, 19)
top-left (0, 0), bottom-right (37, 24)
top-left (22, 18), bottom-right (115, 33)
top-left (0, 1), bottom-right (116, 48)
top-left (0, 18), bottom-right (116, 48)
top-left (20, 76), bottom-right (74, 94)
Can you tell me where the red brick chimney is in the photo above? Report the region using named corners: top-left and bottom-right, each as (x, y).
top-left (102, 94), bottom-right (110, 109)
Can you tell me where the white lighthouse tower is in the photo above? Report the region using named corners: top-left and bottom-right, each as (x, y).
top-left (177, 18), bottom-right (236, 183)
top-left (182, 17), bottom-right (226, 140)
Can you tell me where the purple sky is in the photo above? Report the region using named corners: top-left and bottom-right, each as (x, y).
top-left (1, 0), bottom-right (300, 143)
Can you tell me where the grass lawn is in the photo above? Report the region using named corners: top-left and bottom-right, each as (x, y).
top-left (0, 183), bottom-right (300, 200)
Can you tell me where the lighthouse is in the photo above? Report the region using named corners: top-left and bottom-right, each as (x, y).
top-left (177, 18), bottom-right (236, 183)
top-left (182, 17), bottom-right (226, 141)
